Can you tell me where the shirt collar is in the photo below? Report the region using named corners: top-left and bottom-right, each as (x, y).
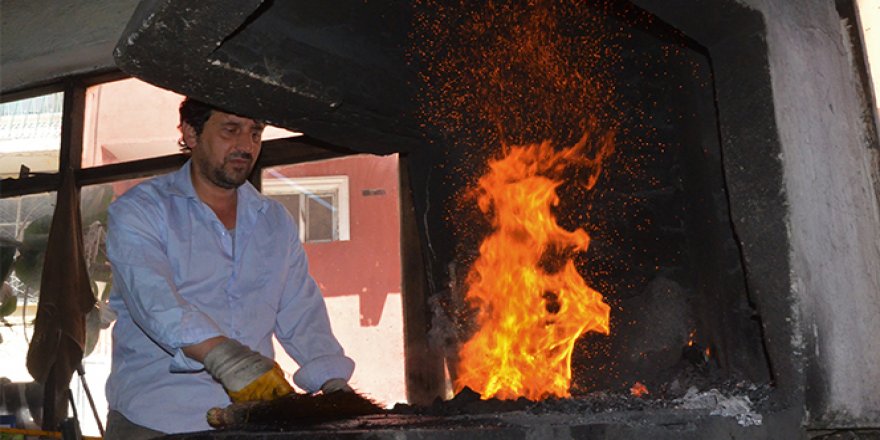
top-left (167, 159), bottom-right (268, 213)
top-left (166, 160), bottom-right (198, 199)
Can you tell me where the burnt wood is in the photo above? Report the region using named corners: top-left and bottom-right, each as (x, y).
top-left (398, 155), bottom-right (447, 405)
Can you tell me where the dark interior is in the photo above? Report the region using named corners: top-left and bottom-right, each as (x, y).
top-left (410, 1), bottom-right (772, 398)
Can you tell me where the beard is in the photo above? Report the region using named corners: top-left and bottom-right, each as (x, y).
top-left (197, 151), bottom-right (254, 189)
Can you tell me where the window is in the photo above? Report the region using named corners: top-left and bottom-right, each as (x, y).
top-left (0, 93), bottom-right (63, 178)
top-left (82, 79), bottom-right (184, 167)
top-left (262, 173), bottom-right (351, 243)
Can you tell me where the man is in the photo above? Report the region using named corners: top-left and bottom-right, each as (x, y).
top-left (103, 98), bottom-right (354, 438)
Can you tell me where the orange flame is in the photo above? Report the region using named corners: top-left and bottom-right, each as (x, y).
top-left (455, 131), bottom-right (613, 401)
top-left (630, 381), bottom-right (649, 397)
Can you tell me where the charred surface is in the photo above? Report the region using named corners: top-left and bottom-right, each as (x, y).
top-left (114, 0), bottom-right (423, 155)
top-left (166, 385), bottom-right (794, 439)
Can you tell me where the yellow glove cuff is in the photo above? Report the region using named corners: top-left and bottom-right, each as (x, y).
top-left (227, 365), bottom-right (295, 403)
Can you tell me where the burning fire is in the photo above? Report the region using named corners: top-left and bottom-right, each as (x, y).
top-left (630, 382), bottom-right (649, 398)
top-left (455, 131), bottom-right (613, 401)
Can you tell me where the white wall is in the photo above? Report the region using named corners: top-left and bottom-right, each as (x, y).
top-left (748, 0), bottom-right (880, 427)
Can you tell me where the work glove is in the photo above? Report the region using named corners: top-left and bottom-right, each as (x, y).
top-left (320, 378), bottom-right (353, 394)
top-left (203, 339), bottom-right (294, 403)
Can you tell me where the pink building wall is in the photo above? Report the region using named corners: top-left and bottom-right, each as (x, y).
top-left (270, 155), bottom-right (401, 327)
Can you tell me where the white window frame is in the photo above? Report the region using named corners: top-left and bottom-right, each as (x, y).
top-left (262, 174), bottom-right (351, 242)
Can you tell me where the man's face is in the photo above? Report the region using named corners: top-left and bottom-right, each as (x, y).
top-left (185, 110), bottom-right (265, 189)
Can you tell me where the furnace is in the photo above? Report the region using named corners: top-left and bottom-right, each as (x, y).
top-left (1, 0), bottom-right (873, 438)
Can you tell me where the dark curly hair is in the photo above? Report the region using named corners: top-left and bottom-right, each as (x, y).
top-left (177, 98), bottom-right (217, 152)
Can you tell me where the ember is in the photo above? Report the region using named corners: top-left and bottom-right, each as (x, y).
top-left (455, 131), bottom-right (614, 401)
top-left (630, 381), bottom-right (649, 397)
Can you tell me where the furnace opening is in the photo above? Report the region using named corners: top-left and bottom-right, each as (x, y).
top-left (409, 0), bottom-right (772, 403)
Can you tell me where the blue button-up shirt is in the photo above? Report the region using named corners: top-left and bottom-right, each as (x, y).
top-left (105, 161), bottom-right (354, 433)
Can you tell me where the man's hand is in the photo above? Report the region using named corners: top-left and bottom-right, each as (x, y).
top-left (202, 339), bottom-right (294, 402)
top-left (320, 378), bottom-right (353, 394)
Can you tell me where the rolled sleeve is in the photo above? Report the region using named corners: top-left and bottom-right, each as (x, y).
top-left (293, 355), bottom-right (356, 392)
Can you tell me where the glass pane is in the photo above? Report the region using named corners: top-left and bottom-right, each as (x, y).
top-left (82, 78), bottom-right (184, 167)
top-left (0, 191), bottom-right (55, 430)
top-left (82, 78), bottom-right (301, 167)
top-left (261, 154), bottom-right (404, 406)
top-left (305, 193), bottom-right (335, 242)
top-left (0, 191), bottom-right (56, 293)
top-left (271, 193), bottom-right (303, 223)
top-left (0, 92), bottom-right (63, 178)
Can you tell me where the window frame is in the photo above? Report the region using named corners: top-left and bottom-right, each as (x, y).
top-left (0, 70), bottom-right (357, 200)
top-left (262, 174), bottom-right (351, 243)
top-left (0, 70), bottom-right (190, 199)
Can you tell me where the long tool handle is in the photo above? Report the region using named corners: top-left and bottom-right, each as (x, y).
top-left (76, 364), bottom-right (104, 437)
